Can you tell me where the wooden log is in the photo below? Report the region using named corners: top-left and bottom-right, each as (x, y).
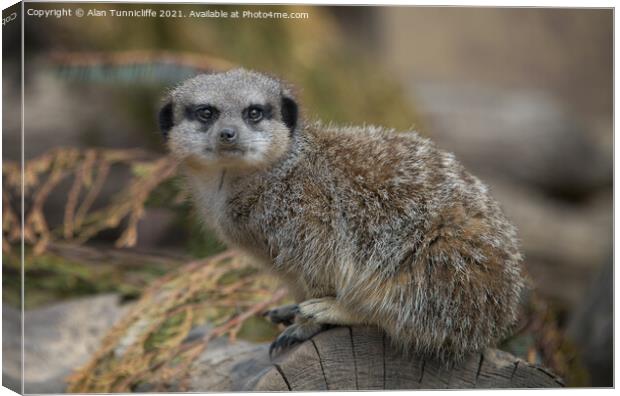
top-left (255, 328), bottom-right (563, 390)
top-left (188, 327), bottom-right (564, 392)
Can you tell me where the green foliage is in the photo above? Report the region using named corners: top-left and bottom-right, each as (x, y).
top-left (3, 249), bottom-right (177, 309)
top-left (236, 315), bottom-right (280, 343)
top-left (185, 219), bottom-right (227, 259)
top-left (218, 266), bottom-right (258, 286)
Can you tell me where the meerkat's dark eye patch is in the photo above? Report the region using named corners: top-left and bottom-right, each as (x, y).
top-left (158, 101), bottom-right (174, 141)
top-left (281, 96), bottom-right (298, 134)
top-left (243, 104), bottom-right (272, 124)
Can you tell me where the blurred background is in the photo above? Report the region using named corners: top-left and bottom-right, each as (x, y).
top-left (2, 3), bottom-right (612, 392)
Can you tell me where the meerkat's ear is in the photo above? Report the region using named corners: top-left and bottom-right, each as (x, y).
top-left (280, 93), bottom-right (298, 134)
top-left (158, 100), bottom-right (174, 141)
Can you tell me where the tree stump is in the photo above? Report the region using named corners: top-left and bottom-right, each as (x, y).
top-left (242, 326), bottom-right (564, 390)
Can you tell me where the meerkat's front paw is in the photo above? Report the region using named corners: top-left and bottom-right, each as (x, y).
top-left (263, 303), bottom-right (299, 326)
top-left (298, 297), bottom-right (362, 325)
top-left (268, 298), bottom-right (363, 358)
top-left (269, 320), bottom-right (325, 358)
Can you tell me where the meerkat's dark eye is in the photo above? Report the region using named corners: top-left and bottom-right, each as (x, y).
top-left (195, 106), bottom-right (215, 122)
top-left (248, 106), bottom-right (264, 122)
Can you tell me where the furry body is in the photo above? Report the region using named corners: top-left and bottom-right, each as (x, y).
top-left (161, 69), bottom-right (524, 361)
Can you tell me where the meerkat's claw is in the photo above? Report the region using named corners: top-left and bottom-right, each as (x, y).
top-left (263, 303), bottom-right (299, 326)
top-left (269, 321), bottom-right (325, 359)
top-left (269, 330), bottom-right (302, 358)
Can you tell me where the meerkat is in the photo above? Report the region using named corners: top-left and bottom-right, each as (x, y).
top-left (159, 68), bottom-right (524, 362)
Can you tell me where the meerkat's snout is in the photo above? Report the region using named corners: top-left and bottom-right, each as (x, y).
top-left (218, 127), bottom-right (237, 145)
top-left (212, 122), bottom-right (243, 154)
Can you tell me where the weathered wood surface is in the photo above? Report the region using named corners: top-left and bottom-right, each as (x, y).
top-left (186, 326), bottom-right (563, 391)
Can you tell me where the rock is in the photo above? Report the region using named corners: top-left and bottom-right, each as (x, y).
top-left (2, 294), bottom-right (129, 393)
top-left (188, 335), bottom-right (272, 391)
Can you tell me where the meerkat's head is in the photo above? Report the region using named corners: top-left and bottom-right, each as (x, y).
top-left (159, 68), bottom-right (298, 170)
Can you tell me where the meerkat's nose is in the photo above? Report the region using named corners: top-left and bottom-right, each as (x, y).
top-left (219, 128), bottom-right (237, 144)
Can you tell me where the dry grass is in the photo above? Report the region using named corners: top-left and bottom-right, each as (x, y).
top-left (66, 250), bottom-right (289, 392)
top-left (3, 148), bottom-right (179, 255)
